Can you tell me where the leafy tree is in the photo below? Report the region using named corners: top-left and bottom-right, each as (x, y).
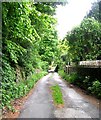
top-left (2, 2), bottom-right (60, 109)
top-left (30, 3), bottom-right (59, 65)
top-left (65, 18), bottom-right (101, 62)
top-left (86, 1), bottom-right (101, 22)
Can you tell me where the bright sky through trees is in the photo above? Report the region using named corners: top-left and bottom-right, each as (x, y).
top-left (56, 0), bottom-right (97, 39)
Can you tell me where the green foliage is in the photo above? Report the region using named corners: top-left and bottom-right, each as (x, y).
top-left (58, 70), bottom-right (69, 81)
top-left (2, 56), bottom-right (16, 84)
top-left (58, 70), bottom-right (78, 83)
top-left (59, 70), bottom-right (101, 98)
top-left (58, 70), bottom-right (66, 79)
top-left (30, 3), bottom-right (59, 66)
top-left (65, 18), bottom-right (101, 62)
top-left (59, 3), bottom-right (101, 99)
top-left (88, 80), bottom-right (101, 98)
top-left (51, 84), bottom-right (64, 105)
top-left (67, 72), bottom-right (78, 83)
top-left (82, 76), bottom-right (92, 89)
top-left (1, 71), bottom-right (47, 110)
top-left (86, 1), bottom-right (101, 22)
top-left (2, 2), bottom-right (58, 110)
top-left (2, 2), bottom-right (59, 73)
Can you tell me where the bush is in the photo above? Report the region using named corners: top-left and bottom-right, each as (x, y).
top-left (59, 69), bottom-right (101, 98)
top-left (1, 71), bottom-right (47, 110)
top-left (58, 70), bottom-right (78, 84)
top-left (67, 72), bottom-right (78, 83)
top-left (88, 80), bottom-right (101, 98)
top-left (58, 70), bottom-right (66, 79)
top-left (2, 57), bottom-right (16, 108)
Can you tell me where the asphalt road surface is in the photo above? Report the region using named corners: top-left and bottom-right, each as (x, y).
top-left (18, 73), bottom-right (100, 119)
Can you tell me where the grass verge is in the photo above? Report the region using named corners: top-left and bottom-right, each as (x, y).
top-left (51, 84), bottom-right (64, 107)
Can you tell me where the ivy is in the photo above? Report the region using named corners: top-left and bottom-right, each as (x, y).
top-left (2, 2), bottom-right (59, 110)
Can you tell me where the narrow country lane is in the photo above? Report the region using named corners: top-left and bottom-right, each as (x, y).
top-left (18, 73), bottom-right (100, 119)
top-left (18, 74), bottom-right (55, 118)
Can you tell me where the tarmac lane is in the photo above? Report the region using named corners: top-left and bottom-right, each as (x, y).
top-left (53, 73), bottom-right (100, 119)
top-left (18, 72), bottom-right (100, 119)
top-left (18, 73), bottom-right (55, 118)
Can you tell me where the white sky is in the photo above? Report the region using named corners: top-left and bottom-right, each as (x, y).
top-left (55, 0), bottom-right (97, 39)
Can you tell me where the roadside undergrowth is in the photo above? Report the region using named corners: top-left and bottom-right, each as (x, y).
top-left (50, 84), bottom-right (64, 108)
top-left (58, 70), bottom-right (101, 99)
top-left (2, 71), bottom-right (47, 113)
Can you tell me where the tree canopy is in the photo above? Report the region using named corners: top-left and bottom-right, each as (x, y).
top-left (2, 2), bottom-right (60, 109)
top-left (63, 1), bottom-right (101, 63)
